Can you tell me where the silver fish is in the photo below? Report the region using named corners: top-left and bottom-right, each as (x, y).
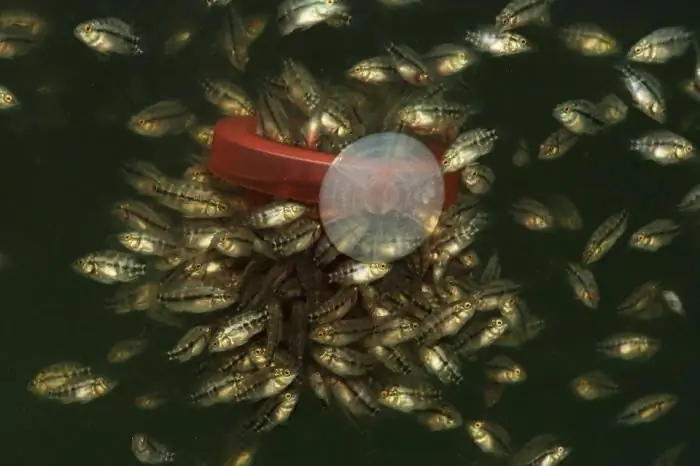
top-left (74, 18), bottom-right (142, 55)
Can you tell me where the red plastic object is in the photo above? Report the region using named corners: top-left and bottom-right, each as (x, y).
top-left (209, 116), bottom-right (459, 214)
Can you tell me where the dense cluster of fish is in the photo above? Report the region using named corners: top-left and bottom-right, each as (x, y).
top-left (10, 0), bottom-right (697, 465)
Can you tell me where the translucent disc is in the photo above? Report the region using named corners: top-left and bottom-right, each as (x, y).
top-left (319, 132), bottom-right (445, 262)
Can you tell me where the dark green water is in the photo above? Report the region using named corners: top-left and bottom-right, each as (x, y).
top-left (2, 0), bottom-right (699, 465)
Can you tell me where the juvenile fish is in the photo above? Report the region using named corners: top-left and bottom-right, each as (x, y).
top-left (465, 26), bottom-right (532, 56)
top-left (158, 283), bottom-right (234, 313)
top-left (597, 332), bottom-right (660, 361)
top-left (201, 78), bottom-right (254, 116)
top-left (467, 420), bottom-right (512, 458)
top-left (131, 433), bottom-right (175, 464)
top-left (629, 219), bottom-right (680, 251)
top-left (565, 262), bottom-right (599, 309)
top-left (424, 43), bottom-right (479, 77)
top-left (511, 198), bottom-right (554, 231)
top-left (630, 130), bottom-right (695, 165)
top-left (346, 56), bottom-right (400, 84)
top-left (462, 164), bottom-right (495, 195)
top-left (512, 434), bottom-right (570, 466)
top-left (74, 18), bottom-right (143, 55)
top-left (581, 210), bottom-right (628, 265)
top-left (46, 374), bottom-right (117, 404)
top-left (442, 128), bottom-right (498, 173)
top-left (627, 27), bottom-right (695, 64)
top-left (0, 26), bottom-right (41, 59)
top-left (73, 250), bottom-right (146, 284)
top-left (495, 0), bottom-right (553, 32)
top-left (618, 64), bottom-right (666, 123)
top-left (560, 23), bottom-right (619, 56)
top-left (570, 370), bottom-right (618, 400)
top-left (107, 338), bottom-right (147, 363)
top-left (0, 84), bottom-right (19, 109)
top-left (387, 43), bottom-right (433, 86)
top-left (616, 393), bottom-right (678, 425)
top-left (538, 127), bottom-right (579, 160)
top-left (128, 100), bottom-right (196, 137)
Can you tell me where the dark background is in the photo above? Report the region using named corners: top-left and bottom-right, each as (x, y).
top-left (1, 0), bottom-right (699, 464)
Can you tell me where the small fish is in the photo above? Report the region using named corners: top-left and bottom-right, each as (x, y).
top-left (653, 444), bottom-right (685, 466)
top-left (629, 219), bottom-right (680, 251)
top-left (128, 101), bottom-right (196, 137)
top-left (560, 23), bottom-right (619, 56)
top-left (511, 198), bottom-right (554, 231)
top-left (616, 393), bottom-right (678, 426)
top-left (553, 99), bottom-right (607, 135)
top-left (512, 434), bottom-right (571, 466)
top-left (329, 260), bottom-right (391, 285)
top-left (495, 0), bottom-right (553, 32)
top-left (570, 370), bottom-right (618, 400)
top-left (0, 25), bottom-right (41, 59)
top-left (597, 332), bottom-right (660, 361)
top-left (387, 43), bottom-right (433, 86)
top-left (630, 130), bottom-right (695, 165)
top-left (0, 84), bottom-right (19, 110)
top-left (538, 127), bottom-right (579, 160)
top-left (131, 433), bottom-right (175, 464)
top-left (73, 250), bottom-right (146, 284)
top-left (465, 26), bottom-right (532, 56)
top-left (618, 64), bottom-right (666, 123)
top-left (462, 164), bottom-right (495, 195)
top-left (28, 361), bottom-right (91, 396)
top-left (565, 262), bottom-right (599, 309)
top-left (677, 184), bottom-right (700, 212)
top-left (442, 128), bottom-right (498, 173)
top-left (346, 56), bottom-right (400, 84)
top-left (277, 0), bottom-right (351, 36)
top-left (581, 210), bottom-right (628, 265)
top-left (158, 283), bottom-right (235, 313)
top-left (485, 355), bottom-right (526, 384)
top-left (46, 374), bottom-right (117, 404)
top-left (467, 420), bottom-right (512, 458)
top-left (424, 43), bottom-right (479, 77)
top-left (74, 18), bottom-right (143, 55)
top-left (201, 78), bottom-right (254, 116)
top-left (107, 338), bottom-right (148, 363)
top-left (416, 403), bottom-right (463, 431)
top-left (627, 27), bottom-right (695, 64)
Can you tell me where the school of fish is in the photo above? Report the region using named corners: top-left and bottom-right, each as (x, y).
top-left (6, 0), bottom-right (697, 465)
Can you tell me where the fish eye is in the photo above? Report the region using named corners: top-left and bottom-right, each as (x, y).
top-left (563, 105), bottom-right (572, 113)
top-left (217, 203), bottom-right (228, 212)
top-left (2, 94), bottom-right (13, 104)
top-left (83, 24), bottom-right (93, 33)
top-left (325, 0), bottom-right (335, 3)
top-left (519, 38), bottom-right (527, 45)
top-left (409, 322), bottom-right (418, 330)
top-left (284, 392), bottom-right (294, 400)
top-left (283, 369), bottom-right (291, 376)
top-left (123, 233), bottom-right (133, 241)
top-left (513, 368), bottom-right (521, 375)
top-left (633, 46), bottom-right (643, 55)
top-left (137, 118), bottom-right (146, 126)
top-left (495, 319), bottom-right (504, 326)
top-left (473, 421), bottom-right (483, 428)
top-left (556, 446), bottom-right (565, 454)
